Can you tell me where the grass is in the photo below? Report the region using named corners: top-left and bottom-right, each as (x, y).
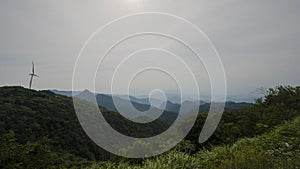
top-left (86, 117), bottom-right (300, 169)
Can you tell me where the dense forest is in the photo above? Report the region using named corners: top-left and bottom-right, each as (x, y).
top-left (0, 85), bottom-right (300, 168)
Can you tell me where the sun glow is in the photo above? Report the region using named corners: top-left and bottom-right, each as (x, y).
top-left (127, 0), bottom-right (142, 8)
top-left (128, 0), bottom-right (140, 3)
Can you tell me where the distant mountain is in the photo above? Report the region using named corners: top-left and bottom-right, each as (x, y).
top-left (75, 90), bottom-right (178, 124)
top-left (117, 95), bottom-right (165, 108)
top-left (226, 94), bottom-right (262, 103)
top-left (52, 89), bottom-right (253, 119)
top-left (75, 89), bottom-right (96, 104)
top-left (96, 94), bottom-right (151, 112)
top-left (167, 95), bottom-right (206, 105)
top-left (75, 90), bottom-right (252, 113)
top-left (50, 89), bottom-right (81, 97)
top-left (53, 89), bottom-right (261, 104)
top-left (198, 101), bottom-right (253, 113)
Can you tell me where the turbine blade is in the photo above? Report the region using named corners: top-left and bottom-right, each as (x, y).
top-left (32, 61), bottom-right (35, 74)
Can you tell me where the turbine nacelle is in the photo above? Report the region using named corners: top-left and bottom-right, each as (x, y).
top-left (29, 73), bottom-right (39, 77)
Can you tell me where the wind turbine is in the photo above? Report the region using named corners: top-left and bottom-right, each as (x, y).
top-left (29, 61), bottom-right (39, 89)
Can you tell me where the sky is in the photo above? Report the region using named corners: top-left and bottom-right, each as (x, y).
top-left (0, 0), bottom-right (299, 98)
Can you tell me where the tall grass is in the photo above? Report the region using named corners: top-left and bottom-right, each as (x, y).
top-left (87, 117), bottom-right (300, 169)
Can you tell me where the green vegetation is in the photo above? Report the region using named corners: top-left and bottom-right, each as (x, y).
top-left (86, 116), bottom-right (300, 169)
top-left (0, 86), bottom-right (167, 166)
top-left (0, 86), bottom-right (106, 162)
top-left (0, 85), bottom-right (300, 168)
top-left (186, 86), bottom-right (300, 150)
top-left (0, 131), bottom-right (90, 168)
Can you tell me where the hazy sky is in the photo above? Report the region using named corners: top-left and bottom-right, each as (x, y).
top-left (0, 0), bottom-right (299, 96)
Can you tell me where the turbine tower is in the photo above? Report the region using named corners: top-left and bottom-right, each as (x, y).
top-left (29, 61), bottom-right (39, 89)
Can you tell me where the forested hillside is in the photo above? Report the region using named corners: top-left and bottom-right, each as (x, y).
top-left (0, 86), bottom-right (168, 168)
top-left (0, 85), bottom-right (300, 168)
